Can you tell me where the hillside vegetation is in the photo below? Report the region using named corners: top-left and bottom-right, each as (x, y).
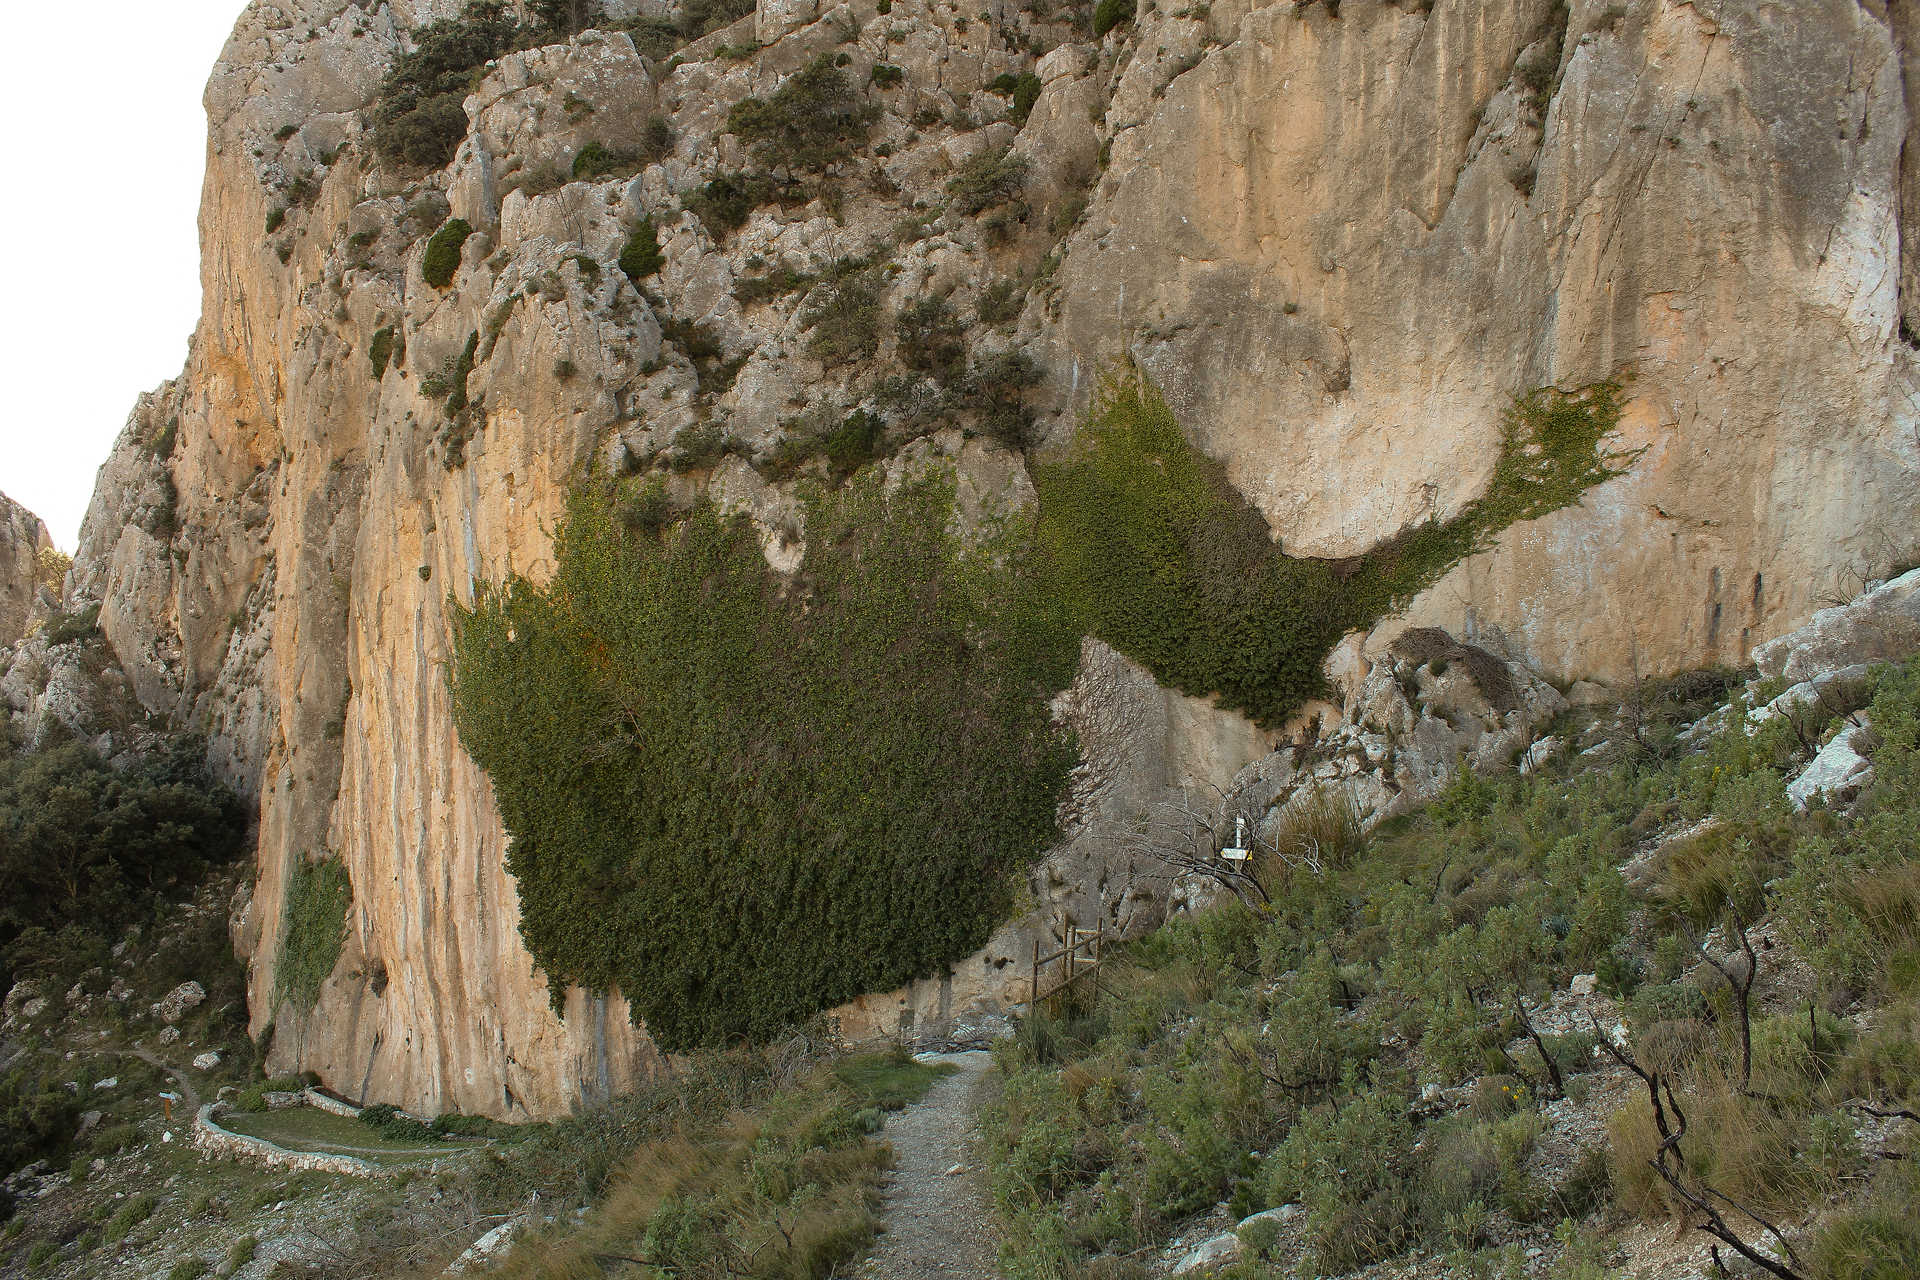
top-left (982, 661), bottom-right (1920, 1278)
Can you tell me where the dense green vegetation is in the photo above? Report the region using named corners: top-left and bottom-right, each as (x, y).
top-left (447, 470), bottom-right (1080, 1050)
top-left (1034, 370), bottom-right (1632, 728)
top-left (422, 217), bottom-right (474, 288)
top-left (619, 216), bottom-right (664, 281)
top-left (726, 56), bottom-right (878, 177)
top-left (983, 662), bottom-right (1920, 1278)
top-left (273, 856), bottom-right (351, 1015)
top-left (0, 735), bottom-right (247, 991)
top-left (372, 2), bottom-right (523, 169)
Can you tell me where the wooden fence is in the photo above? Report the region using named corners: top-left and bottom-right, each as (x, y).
top-left (1027, 921), bottom-right (1105, 1016)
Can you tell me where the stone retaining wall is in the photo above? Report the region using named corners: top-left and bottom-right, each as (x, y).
top-left (191, 1103), bottom-right (387, 1178)
top-left (303, 1086), bottom-right (363, 1119)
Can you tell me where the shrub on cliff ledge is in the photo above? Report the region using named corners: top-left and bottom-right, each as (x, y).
top-left (448, 472), bottom-right (1078, 1050)
top-left (726, 55), bottom-right (878, 176)
top-left (422, 218), bottom-right (474, 288)
top-left (372, 2), bottom-right (522, 170)
top-left (618, 217), bottom-right (664, 280)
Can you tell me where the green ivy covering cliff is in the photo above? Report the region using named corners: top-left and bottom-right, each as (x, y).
top-left (1034, 370), bottom-right (1632, 728)
top-left (447, 471), bottom-right (1079, 1051)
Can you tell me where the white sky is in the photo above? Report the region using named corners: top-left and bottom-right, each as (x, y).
top-left (0, 3), bottom-right (243, 550)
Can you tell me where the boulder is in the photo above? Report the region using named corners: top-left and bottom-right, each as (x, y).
top-left (444, 1216), bottom-right (531, 1275)
top-left (1752, 569), bottom-right (1920, 682)
top-left (151, 980), bottom-right (206, 1024)
top-left (193, 1050), bottom-right (224, 1071)
top-left (1172, 1232), bottom-right (1241, 1275)
top-left (1787, 721), bottom-right (1875, 812)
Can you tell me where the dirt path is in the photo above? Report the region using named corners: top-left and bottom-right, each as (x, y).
top-left (127, 1047), bottom-right (200, 1114)
top-left (856, 1050), bottom-right (1003, 1280)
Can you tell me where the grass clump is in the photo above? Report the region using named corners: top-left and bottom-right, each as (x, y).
top-left (422, 218), bottom-right (474, 288)
top-left (103, 1192), bottom-right (157, 1245)
top-left (447, 471), bottom-right (1078, 1050)
top-left (272, 856), bottom-right (351, 1015)
top-left (1035, 369), bottom-right (1631, 728)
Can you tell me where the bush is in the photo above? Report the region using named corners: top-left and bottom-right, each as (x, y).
top-left (359, 1103), bottom-right (439, 1143)
top-left (0, 737), bottom-right (247, 993)
top-left (368, 326), bottom-right (396, 379)
top-left (896, 296), bottom-right (966, 381)
top-left (273, 857), bottom-right (351, 1014)
top-left (946, 146), bottom-right (1030, 216)
top-left (977, 278), bottom-right (1024, 326)
top-left (446, 473), bottom-right (1078, 1049)
top-left (104, 1193), bottom-right (157, 1245)
top-left (372, 2), bottom-right (523, 169)
top-left (618, 216), bottom-right (664, 280)
top-left (0, 1064), bottom-right (79, 1181)
top-left (1010, 72), bottom-right (1044, 124)
top-left (682, 171), bottom-right (774, 236)
top-left (164, 1258), bottom-right (209, 1280)
top-left (1093, 0), bottom-right (1135, 35)
top-left (422, 218), bottom-right (474, 288)
top-left (802, 262), bottom-right (884, 367)
top-left (726, 55), bottom-right (877, 174)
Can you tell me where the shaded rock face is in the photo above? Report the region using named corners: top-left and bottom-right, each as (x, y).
top-left (0, 494), bottom-right (53, 652)
top-left (31, 0), bottom-right (1920, 1116)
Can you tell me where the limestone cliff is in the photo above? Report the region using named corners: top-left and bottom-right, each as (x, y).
top-left (17, 0), bottom-right (1920, 1117)
top-left (0, 495), bottom-right (52, 654)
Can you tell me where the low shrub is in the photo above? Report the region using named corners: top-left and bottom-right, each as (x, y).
top-left (682, 171), bottom-right (773, 236)
top-left (896, 295), bottom-right (966, 381)
top-left (359, 1103), bottom-right (438, 1143)
top-left (104, 1192), bottom-right (157, 1245)
top-left (946, 146), bottom-right (1030, 216)
top-left (618, 216), bottom-right (664, 280)
top-left (422, 218), bottom-right (474, 288)
top-left (802, 261), bottom-right (884, 367)
top-left (368, 326), bottom-right (396, 379)
top-left (1093, 0), bottom-right (1135, 35)
top-left (272, 857), bottom-right (351, 1014)
top-left (371, 2), bottom-right (522, 169)
top-left (726, 55), bottom-right (877, 175)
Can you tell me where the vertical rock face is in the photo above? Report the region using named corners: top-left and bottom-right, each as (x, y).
top-left (1036, 0), bottom-right (1920, 681)
top-left (29, 0), bottom-right (1920, 1116)
top-left (0, 495), bottom-right (52, 654)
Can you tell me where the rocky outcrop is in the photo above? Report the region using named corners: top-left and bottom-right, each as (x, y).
top-left (29, 0), bottom-right (1920, 1118)
top-left (0, 494), bottom-right (53, 653)
top-left (1752, 566), bottom-right (1920, 682)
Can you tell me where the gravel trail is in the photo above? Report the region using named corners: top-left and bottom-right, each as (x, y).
top-left (856, 1050), bottom-right (1003, 1280)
